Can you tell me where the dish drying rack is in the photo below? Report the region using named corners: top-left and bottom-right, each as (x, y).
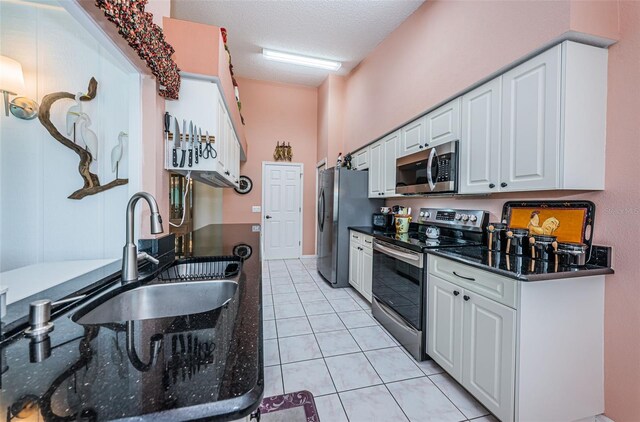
top-left (159, 256), bottom-right (241, 282)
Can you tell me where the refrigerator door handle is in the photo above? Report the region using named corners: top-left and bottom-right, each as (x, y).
top-left (318, 189), bottom-right (325, 231)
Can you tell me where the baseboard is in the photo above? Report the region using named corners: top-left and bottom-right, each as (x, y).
top-left (575, 414), bottom-right (615, 422)
top-left (301, 255), bottom-right (317, 259)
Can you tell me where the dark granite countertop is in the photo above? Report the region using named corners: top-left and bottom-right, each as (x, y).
top-left (427, 247), bottom-right (614, 281)
top-left (349, 226), bottom-right (614, 281)
top-left (0, 224), bottom-right (263, 422)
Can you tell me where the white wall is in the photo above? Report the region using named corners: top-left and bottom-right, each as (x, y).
top-left (0, 0), bottom-right (139, 272)
top-left (193, 183), bottom-right (224, 230)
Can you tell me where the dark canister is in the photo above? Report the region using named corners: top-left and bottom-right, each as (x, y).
top-left (486, 223), bottom-right (507, 251)
top-left (505, 228), bottom-right (529, 255)
top-left (529, 234), bottom-right (558, 261)
top-left (555, 242), bottom-right (588, 266)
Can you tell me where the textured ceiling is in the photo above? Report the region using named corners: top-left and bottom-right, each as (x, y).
top-left (171, 0), bottom-right (424, 87)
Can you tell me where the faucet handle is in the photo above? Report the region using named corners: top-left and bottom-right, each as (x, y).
top-left (137, 252), bottom-right (159, 265)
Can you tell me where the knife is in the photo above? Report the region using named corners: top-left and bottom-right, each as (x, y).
top-left (198, 128), bottom-right (204, 158)
top-left (172, 117), bottom-right (180, 168)
top-left (188, 120), bottom-right (194, 167)
top-left (180, 119), bottom-right (187, 167)
top-left (193, 124), bottom-right (199, 165)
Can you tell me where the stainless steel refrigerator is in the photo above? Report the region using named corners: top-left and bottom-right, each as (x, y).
top-left (317, 167), bottom-right (384, 287)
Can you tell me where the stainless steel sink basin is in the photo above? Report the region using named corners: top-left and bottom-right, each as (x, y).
top-left (73, 280), bottom-right (238, 325)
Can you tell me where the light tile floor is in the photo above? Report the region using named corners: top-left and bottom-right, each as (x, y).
top-left (260, 258), bottom-right (497, 422)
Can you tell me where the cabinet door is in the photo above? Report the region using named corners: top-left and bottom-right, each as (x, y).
top-left (399, 116), bottom-right (426, 157)
top-left (368, 140), bottom-right (383, 197)
top-left (459, 78), bottom-right (502, 194)
top-left (427, 275), bottom-right (463, 381)
top-left (462, 291), bottom-right (516, 422)
top-left (501, 45), bottom-right (560, 192)
top-left (354, 147), bottom-right (369, 170)
top-left (382, 131), bottom-right (399, 197)
top-left (426, 98), bottom-right (461, 147)
top-left (360, 246), bottom-right (373, 302)
top-left (349, 241), bottom-right (361, 290)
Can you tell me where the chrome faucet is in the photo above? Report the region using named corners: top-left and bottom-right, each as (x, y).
top-left (122, 192), bottom-right (164, 283)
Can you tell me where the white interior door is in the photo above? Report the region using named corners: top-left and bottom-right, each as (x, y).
top-left (262, 163), bottom-right (303, 260)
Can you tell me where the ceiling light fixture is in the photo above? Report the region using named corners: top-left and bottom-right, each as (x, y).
top-left (262, 49), bottom-right (341, 71)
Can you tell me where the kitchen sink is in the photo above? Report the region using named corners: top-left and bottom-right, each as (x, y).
top-left (73, 280), bottom-right (238, 325)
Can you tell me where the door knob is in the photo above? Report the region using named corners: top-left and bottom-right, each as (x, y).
top-left (265, 215), bottom-right (272, 219)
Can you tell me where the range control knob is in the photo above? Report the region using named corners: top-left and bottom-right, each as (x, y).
top-left (419, 211), bottom-right (425, 217)
top-left (461, 214), bottom-right (470, 222)
top-left (469, 215), bottom-right (478, 222)
top-left (423, 211), bottom-right (430, 219)
top-left (454, 213), bottom-right (462, 220)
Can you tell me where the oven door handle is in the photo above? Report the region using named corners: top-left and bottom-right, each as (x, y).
top-left (426, 147), bottom-right (437, 191)
top-left (374, 242), bottom-right (421, 262)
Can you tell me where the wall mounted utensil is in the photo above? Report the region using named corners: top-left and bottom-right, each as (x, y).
top-left (180, 119), bottom-right (187, 168)
top-left (193, 124), bottom-right (199, 165)
top-left (188, 120), bottom-right (193, 167)
top-left (173, 117), bottom-right (181, 167)
top-left (198, 128), bottom-right (203, 158)
top-left (203, 130), bottom-right (216, 159)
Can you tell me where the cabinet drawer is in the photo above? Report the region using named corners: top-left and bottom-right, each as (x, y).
top-left (361, 234), bottom-right (374, 249)
top-left (350, 231), bottom-right (363, 245)
top-left (428, 255), bottom-right (518, 309)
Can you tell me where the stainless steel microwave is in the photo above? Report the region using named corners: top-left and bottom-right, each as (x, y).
top-left (395, 140), bottom-right (458, 195)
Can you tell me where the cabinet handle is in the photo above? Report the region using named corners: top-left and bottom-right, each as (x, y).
top-left (463, 295), bottom-right (470, 301)
top-left (424, 143), bottom-right (429, 147)
top-left (453, 271), bottom-right (475, 281)
top-left (489, 183), bottom-right (495, 189)
top-left (419, 145), bottom-right (424, 149)
top-left (453, 290), bottom-right (460, 296)
top-left (365, 240), bottom-right (372, 244)
top-left (353, 235), bottom-right (359, 239)
top-left (501, 182), bottom-right (508, 188)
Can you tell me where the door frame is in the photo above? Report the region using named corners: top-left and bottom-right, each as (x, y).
top-left (261, 161), bottom-right (304, 260)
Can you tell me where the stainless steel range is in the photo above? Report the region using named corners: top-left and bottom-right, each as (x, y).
top-left (371, 207), bottom-right (488, 360)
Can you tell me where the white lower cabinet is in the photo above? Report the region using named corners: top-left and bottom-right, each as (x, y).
top-left (348, 231), bottom-right (373, 302)
top-left (427, 254), bottom-right (605, 422)
top-left (428, 266), bottom-right (516, 422)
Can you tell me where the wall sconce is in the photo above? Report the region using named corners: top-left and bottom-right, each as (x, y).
top-left (0, 55), bottom-right (39, 120)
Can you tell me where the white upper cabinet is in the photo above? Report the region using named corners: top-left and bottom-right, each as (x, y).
top-left (383, 131), bottom-right (400, 196)
top-left (459, 41), bottom-right (608, 194)
top-left (459, 78), bottom-right (502, 194)
top-left (368, 140), bottom-right (383, 197)
top-left (368, 130), bottom-right (400, 198)
top-left (353, 147), bottom-right (369, 170)
top-left (399, 116), bottom-right (426, 157)
top-left (500, 45), bottom-right (561, 192)
top-left (426, 98), bottom-right (461, 147)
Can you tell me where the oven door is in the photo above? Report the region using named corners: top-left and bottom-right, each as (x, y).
top-left (372, 240), bottom-right (424, 330)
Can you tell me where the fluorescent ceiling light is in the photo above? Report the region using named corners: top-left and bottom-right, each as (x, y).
top-left (262, 49), bottom-right (341, 71)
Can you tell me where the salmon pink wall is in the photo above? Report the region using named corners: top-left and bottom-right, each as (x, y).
top-left (317, 75), bottom-right (346, 164)
top-left (222, 78), bottom-right (318, 255)
top-left (336, 1), bottom-right (638, 419)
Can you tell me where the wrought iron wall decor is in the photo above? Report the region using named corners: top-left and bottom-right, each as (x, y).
top-left (96, 0), bottom-right (181, 100)
top-left (38, 77), bottom-right (128, 199)
top-left (273, 141), bottom-right (292, 162)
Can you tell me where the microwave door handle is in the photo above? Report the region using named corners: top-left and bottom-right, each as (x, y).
top-left (426, 148), bottom-right (437, 191)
